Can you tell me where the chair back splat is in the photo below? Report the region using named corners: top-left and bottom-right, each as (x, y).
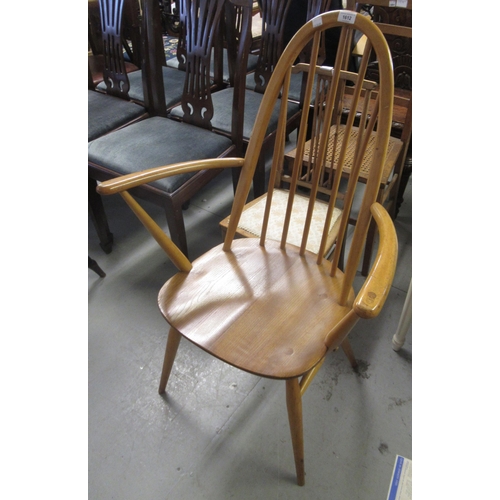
top-left (98, 0), bottom-right (132, 98)
top-left (251, 0), bottom-right (291, 93)
top-left (179, 0), bottom-right (226, 128)
top-left (96, 9), bottom-right (399, 487)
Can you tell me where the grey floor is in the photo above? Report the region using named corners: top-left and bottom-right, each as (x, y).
top-left (88, 166), bottom-right (412, 499)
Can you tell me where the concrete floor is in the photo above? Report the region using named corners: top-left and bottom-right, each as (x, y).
top-left (88, 167), bottom-right (412, 499)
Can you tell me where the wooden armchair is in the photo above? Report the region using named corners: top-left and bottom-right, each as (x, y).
top-left (95, 10), bottom-right (398, 485)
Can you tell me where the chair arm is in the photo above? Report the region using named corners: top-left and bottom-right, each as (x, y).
top-left (96, 157), bottom-right (246, 195)
top-left (353, 203), bottom-right (398, 319)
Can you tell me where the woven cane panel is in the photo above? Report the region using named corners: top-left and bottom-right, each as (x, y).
top-left (237, 189), bottom-right (342, 254)
top-left (301, 125), bottom-right (402, 184)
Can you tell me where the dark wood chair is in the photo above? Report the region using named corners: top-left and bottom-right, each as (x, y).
top-left (286, 0), bottom-right (334, 104)
top-left (95, 10), bottom-right (398, 485)
top-left (88, 256), bottom-right (106, 277)
top-left (88, 0), bottom-right (149, 253)
top-left (104, 0), bottom-right (198, 112)
top-left (164, 2), bottom-right (260, 85)
top-left (88, 0), bottom-right (141, 86)
top-left (89, 0), bottom-right (246, 258)
top-left (104, 0), bottom-right (236, 112)
top-left (199, 0), bottom-right (303, 198)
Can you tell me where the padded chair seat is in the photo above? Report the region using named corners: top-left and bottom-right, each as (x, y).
top-left (198, 88), bottom-right (301, 140)
top-left (233, 190), bottom-right (342, 254)
top-left (88, 90), bottom-right (146, 142)
top-left (159, 238), bottom-right (355, 379)
top-left (88, 116), bottom-right (233, 193)
top-left (96, 67), bottom-right (188, 109)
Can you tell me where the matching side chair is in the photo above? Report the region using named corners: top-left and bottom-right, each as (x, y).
top-left (88, 0), bottom-right (149, 253)
top-left (111, 0), bottom-right (219, 112)
top-left (95, 10), bottom-right (398, 486)
top-left (205, 0), bottom-right (303, 197)
top-left (88, 0), bottom-right (142, 86)
top-left (89, 0), bottom-right (246, 257)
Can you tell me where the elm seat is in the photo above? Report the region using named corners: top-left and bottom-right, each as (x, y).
top-left (159, 238), bottom-right (355, 379)
top-left (88, 90), bottom-right (146, 142)
top-left (88, 116), bottom-right (233, 194)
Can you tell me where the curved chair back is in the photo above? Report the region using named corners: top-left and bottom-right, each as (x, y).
top-left (225, 10), bottom-right (395, 301)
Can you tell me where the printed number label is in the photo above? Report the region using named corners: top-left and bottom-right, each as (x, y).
top-left (339, 12), bottom-right (356, 24)
top-left (312, 17), bottom-right (323, 28)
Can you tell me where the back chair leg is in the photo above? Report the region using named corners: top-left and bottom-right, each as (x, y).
top-left (89, 177), bottom-right (114, 254)
top-left (164, 198), bottom-right (189, 258)
top-left (341, 338), bottom-right (358, 370)
top-left (286, 377), bottom-right (305, 486)
top-left (159, 327), bottom-right (182, 394)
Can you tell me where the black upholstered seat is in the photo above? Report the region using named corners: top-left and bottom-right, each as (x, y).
top-left (97, 66), bottom-right (188, 111)
top-left (88, 91), bottom-right (146, 142)
top-left (89, 0), bottom-right (242, 257)
top-left (209, 89), bottom-right (300, 140)
top-left (89, 117), bottom-right (233, 194)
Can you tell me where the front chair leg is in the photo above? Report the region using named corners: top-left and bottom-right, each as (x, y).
top-left (286, 378), bottom-right (305, 486)
top-left (158, 327), bottom-right (182, 394)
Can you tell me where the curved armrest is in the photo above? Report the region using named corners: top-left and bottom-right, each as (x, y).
top-left (96, 157), bottom-right (246, 195)
top-left (353, 203), bottom-right (398, 319)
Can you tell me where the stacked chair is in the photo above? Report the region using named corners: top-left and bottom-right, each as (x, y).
top-left (88, 0), bottom-right (142, 86)
top-left (88, 0), bottom-right (149, 254)
top-left (95, 9), bottom-right (399, 486)
top-left (207, 0), bottom-right (303, 197)
top-left (89, 0), bottom-right (249, 257)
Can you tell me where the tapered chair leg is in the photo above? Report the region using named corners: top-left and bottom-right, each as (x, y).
top-left (286, 378), bottom-right (305, 486)
top-left (158, 327), bottom-right (182, 394)
top-left (89, 177), bottom-right (114, 254)
top-left (341, 338), bottom-right (358, 370)
top-left (88, 256), bottom-right (106, 277)
top-left (164, 199), bottom-right (189, 258)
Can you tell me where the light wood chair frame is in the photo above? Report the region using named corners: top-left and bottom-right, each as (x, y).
top-left (96, 10), bottom-right (397, 486)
